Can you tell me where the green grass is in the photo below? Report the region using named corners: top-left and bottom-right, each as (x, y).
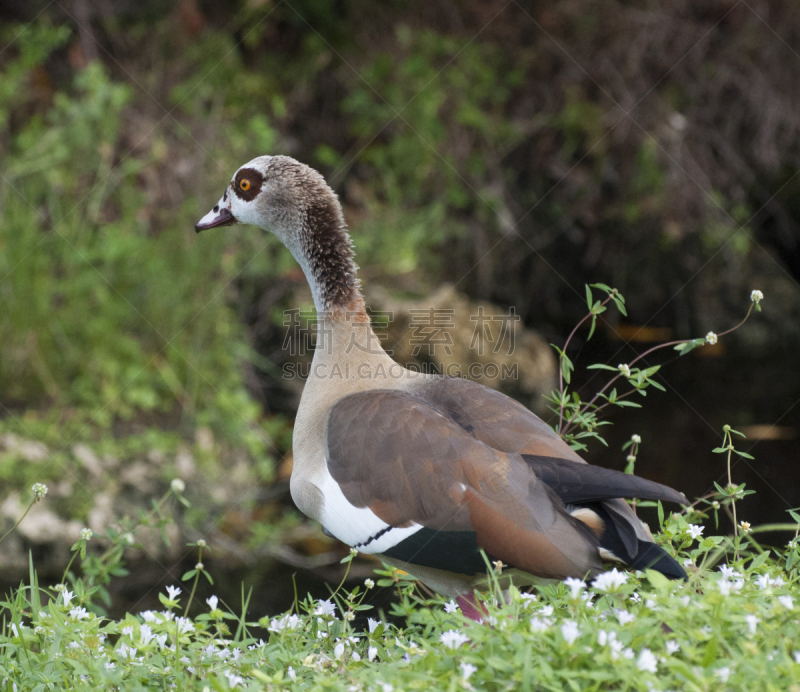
top-left (1, 504), bottom-right (799, 691)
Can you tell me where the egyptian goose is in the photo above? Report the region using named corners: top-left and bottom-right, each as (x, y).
top-left (196, 156), bottom-right (688, 602)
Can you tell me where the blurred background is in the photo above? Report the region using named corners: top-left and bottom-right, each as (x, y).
top-left (1, 0), bottom-right (799, 617)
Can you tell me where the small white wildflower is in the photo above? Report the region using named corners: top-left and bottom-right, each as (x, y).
top-left (61, 589), bottom-right (74, 607)
top-left (637, 648), bottom-right (658, 673)
top-left (165, 585), bottom-right (181, 601)
top-left (539, 604), bottom-right (554, 616)
top-left (32, 483), bottom-right (48, 501)
top-left (287, 666), bottom-right (297, 681)
top-left (739, 521), bottom-right (751, 532)
top-left (224, 671), bottom-right (243, 688)
top-left (618, 364), bottom-right (632, 378)
top-left (206, 595), bottom-right (218, 610)
top-left (195, 562), bottom-right (203, 570)
top-left (122, 532), bottom-right (135, 545)
top-left (377, 683), bottom-right (394, 692)
top-left (529, 616), bottom-right (552, 632)
top-left (686, 524), bottom-right (704, 540)
top-left (268, 613), bottom-right (301, 632)
top-left (314, 599), bottom-right (336, 617)
top-left (175, 616), bottom-right (193, 633)
top-left (616, 610), bottom-right (636, 625)
top-left (626, 454), bottom-right (636, 464)
top-left (560, 620), bottom-right (580, 646)
top-left (334, 642), bottom-right (345, 660)
top-left (716, 667), bottom-right (731, 683)
top-left (683, 558), bottom-right (693, 567)
top-left (122, 626), bottom-right (134, 636)
top-left (631, 434), bottom-right (641, 444)
top-left (718, 564), bottom-right (741, 579)
top-left (196, 539), bottom-right (206, 547)
top-left (460, 662), bottom-right (478, 681)
top-left (139, 624), bottom-right (154, 646)
top-left (368, 645), bottom-right (378, 662)
top-left (439, 630), bottom-right (469, 649)
top-left (155, 634), bottom-right (167, 649)
top-left (778, 595), bottom-right (794, 610)
top-left (718, 579), bottom-right (734, 596)
top-left (519, 593), bottom-right (537, 608)
top-left (750, 290), bottom-right (763, 303)
top-left (79, 528), bottom-right (93, 541)
top-left (665, 640), bottom-right (680, 654)
top-left (794, 652), bottom-right (800, 664)
top-left (69, 607), bottom-right (89, 621)
top-left (745, 614), bottom-right (760, 634)
top-left (645, 598), bottom-right (657, 609)
top-left (364, 578), bottom-right (375, 589)
top-left (705, 332), bottom-right (718, 345)
top-left (170, 478), bottom-right (185, 494)
top-left (368, 617), bottom-right (381, 633)
top-left (564, 577), bottom-right (585, 600)
top-left (444, 599), bottom-right (459, 613)
top-left (592, 568), bottom-right (628, 593)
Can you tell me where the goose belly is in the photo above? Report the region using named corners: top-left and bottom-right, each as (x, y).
top-left (293, 465), bottom-right (422, 553)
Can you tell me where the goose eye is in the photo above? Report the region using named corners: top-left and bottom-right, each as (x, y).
top-left (239, 179), bottom-right (251, 192)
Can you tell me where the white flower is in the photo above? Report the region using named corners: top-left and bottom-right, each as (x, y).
top-left (314, 599), bottom-right (336, 617)
top-left (195, 562), bottom-right (203, 570)
top-left (539, 604), bottom-right (554, 616)
top-left (80, 528), bottom-right (93, 541)
top-left (268, 613), bottom-right (301, 632)
top-left (718, 564), bottom-right (741, 579)
top-left (176, 616), bottom-right (194, 634)
top-left (686, 525), bottom-right (704, 540)
top-left (287, 666), bottom-right (296, 681)
top-left (377, 683), bottom-right (394, 692)
top-left (155, 634), bottom-right (167, 649)
top-left (795, 652), bottom-right (800, 664)
top-left (564, 577), bottom-right (585, 600)
top-left (122, 626), bottom-right (134, 636)
top-left (206, 595), bottom-right (218, 610)
top-left (32, 483), bottom-right (48, 501)
top-left (364, 578), bottom-right (375, 589)
top-left (224, 671), bottom-right (243, 688)
top-left (739, 521), bottom-right (751, 532)
top-left (444, 599), bottom-right (459, 613)
top-left (745, 614), bottom-right (760, 634)
top-left (592, 568), bottom-right (628, 593)
top-left (61, 589), bottom-right (74, 608)
top-left (139, 624), bottom-right (154, 646)
top-left (718, 579), bottom-right (734, 596)
top-left (755, 574), bottom-right (783, 590)
top-left (529, 616), bottom-right (552, 632)
top-left (618, 364), bottom-right (632, 378)
top-left (778, 595), bottom-right (794, 610)
top-left (631, 434), bottom-right (641, 444)
top-left (665, 640), bottom-right (680, 654)
top-left (368, 646), bottom-right (378, 662)
top-left (716, 667), bottom-right (731, 683)
top-left (519, 593), bottom-right (537, 608)
top-left (460, 662), bottom-right (478, 681)
top-left (637, 648), bottom-right (658, 673)
top-left (560, 620), bottom-right (580, 646)
top-left (439, 630), bottom-right (469, 649)
top-left (368, 617), bottom-right (381, 633)
top-left (69, 607), bottom-right (89, 621)
top-left (705, 332), bottom-right (718, 345)
top-left (170, 478), bottom-right (185, 494)
top-left (750, 290), bottom-right (763, 303)
top-left (616, 610), bottom-right (636, 625)
top-left (165, 585), bottom-right (181, 601)
top-left (334, 642), bottom-right (345, 660)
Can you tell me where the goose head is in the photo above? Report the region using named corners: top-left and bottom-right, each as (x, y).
top-left (196, 155), bottom-right (361, 313)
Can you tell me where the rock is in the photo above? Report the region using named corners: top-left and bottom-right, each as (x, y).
top-left (73, 443), bottom-right (103, 478)
top-left (1, 434), bottom-right (48, 462)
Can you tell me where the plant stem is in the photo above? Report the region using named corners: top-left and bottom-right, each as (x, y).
top-left (0, 499), bottom-right (35, 545)
top-left (184, 546), bottom-right (204, 616)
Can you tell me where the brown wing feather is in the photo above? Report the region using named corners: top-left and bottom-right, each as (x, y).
top-left (326, 389), bottom-right (602, 579)
top-left (419, 377), bottom-right (587, 461)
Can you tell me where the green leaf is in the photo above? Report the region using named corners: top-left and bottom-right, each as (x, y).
top-left (585, 284), bottom-right (593, 310)
top-left (586, 364), bottom-right (618, 371)
top-left (182, 569), bottom-right (197, 581)
top-left (645, 569), bottom-right (670, 592)
top-left (749, 550), bottom-right (770, 570)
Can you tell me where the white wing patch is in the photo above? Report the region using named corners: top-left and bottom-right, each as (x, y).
top-left (316, 465), bottom-right (422, 553)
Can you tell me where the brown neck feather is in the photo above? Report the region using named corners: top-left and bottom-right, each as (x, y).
top-left (301, 193), bottom-right (364, 316)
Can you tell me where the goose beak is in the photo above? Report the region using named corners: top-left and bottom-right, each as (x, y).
top-left (195, 196), bottom-right (236, 232)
